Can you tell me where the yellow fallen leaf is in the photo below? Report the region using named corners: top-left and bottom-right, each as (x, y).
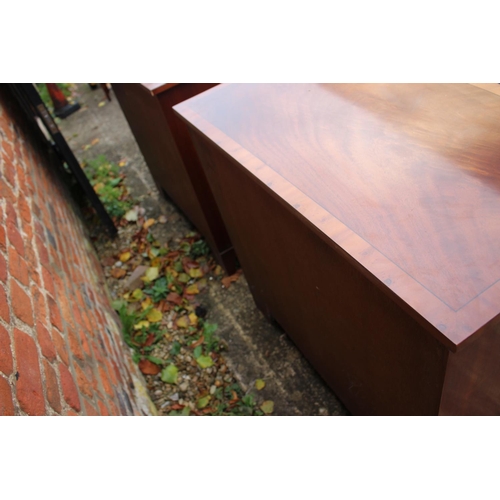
top-left (260, 400), bottom-right (274, 414)
top-left (141, 297), bottom-right (152, 310)
top-left (143, 218), bottom-right (155, 230)
top-left (94, 182), bottom-right (104, 192)
top-left (147, 308), bottom-right (163, 323)
top-left (188, 268), bottom-right (203, 279)
top-left (91, 138), bottom-right (100, 146)
top-left (189, 312), bottom-right (198, 326)
top-left (131, 288), bottom-right (144, 301)
top-left (185, 284), bottom-right (199, 295)
top-left (98, 101), bottom-right (106, 107)
top-left (134, 320), bottom-right (150, 330)
top-left (255, 379), bottom-right (266, 390)
top-left (118, 160), bottom-right (127, 167)
top-left (122, 292), bottom-right (130, 300)
top-left (142, 267), bottom-right (159, 282)
top-left (176, 316), bottom-right (189, 328)
top-left (119, 251), bottom-right (131, 263)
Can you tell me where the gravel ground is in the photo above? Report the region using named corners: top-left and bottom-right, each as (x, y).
top-left (57, 83), bottom-right (348, 416)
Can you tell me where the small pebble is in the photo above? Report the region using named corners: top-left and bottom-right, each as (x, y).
top-left (154, 390), bottom-right (163, 396)
top-left (115, 261), bottom-right (122, 267)
top-left (170, 393), bottom-right (179, 401)
top-left (318, 408), bottom-right (329, 416)
top-left (179, 382), bottom-right (189, 392)
top-left (210, 385), bottom-right (217, 395)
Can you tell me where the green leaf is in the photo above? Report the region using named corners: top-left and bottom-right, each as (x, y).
top-left (260, 400), bottom-right (274, 414)
top-left (197, 396), bottom-right (210, 409)
top-left (196, 355), bottom-right (213, 369)
top-left (255, 379), bottom-right (266, 390)
top-left (147, 356), bottom-right (164, 366)
top-left (161, 364), bottom-right (178, 384)
top-left (193, 345), bottom-right (203, 359)
top-left (170, 341), bottom-right (181, 356)
top-left (181, 406), bottom-right (191, 416)
top-left (203, 323), bottom-right (218, 336)
top-left (177, 273), bottom-right (190, 284)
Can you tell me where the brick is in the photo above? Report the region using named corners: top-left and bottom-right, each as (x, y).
top-left (14, 328), bottom-right (45, 415)
top-left (5, 201), bottom-right (18, 228)
top-left (58, 362), bottom-right (80, 412)
top-left (0, 323), bottom-right (13, 375)
top-left (7, 223), bottom-right (24, 257)
top-left (31, 284), bottom-right (47, 324)
top-left (42, 359), bottom-right (61, 413)
top-left (77, 327), bottom-right (91, 358)
top-left (0, 376), bottom-right (14, 416)
top-left (18, 194), bottom-right (31, 224)
top-left (8, 247), bottom-right (29, 286)
top-left (35, 235), bottom-right (49, 267)
top-left (0, 283), bottom-right (10, 323)
top-left (65, 410), bottom-right (79, 416)
top-left (36, 322), bottom-right (56, 362)
top-left (11, 279), bottom-right (34, 326)
top-left (97, 399), bottom-right (109, 416)
top-left (0, 225), bottom-right (5, 251)
top-left (52, 329), bottom-right (69, 366)
top-left (1, 154), bottom-right (16, 189)
top-left (47, 295), bottom-right (63, 331)
top-left (98, 366), bottom-right (113, 397)
top-left (84, 400), bottom-right (98, 416)
top-left (68, 328), bottom-right (84, 361)
top-left (41, 266), bottom-right (55, 297)
top-left (107, 399), bottom-right (119, 416)
top-left (0, 251), bottom-right (6, 282)
top-left (74, 363), bottom-right (93, 398)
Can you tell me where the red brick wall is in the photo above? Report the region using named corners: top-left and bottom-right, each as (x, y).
top-left (0, 85), bottom-right (150, 416)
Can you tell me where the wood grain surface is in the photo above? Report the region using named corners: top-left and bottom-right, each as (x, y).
top-left (174, 83), bottom-right (500, 350)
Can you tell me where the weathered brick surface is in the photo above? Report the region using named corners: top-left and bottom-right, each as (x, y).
top-left (0, 86), bottom-right (145, 416)
top-left (0, 323), bottom-right (13, 375)
top-left (11, 279), bottom-right (34, 326)
top-left (14, 328), bottom-right (45, 416)
top-left (58, 362), bottom-right (81, 412)
top-left (0, 377), bottom-right (14, 416)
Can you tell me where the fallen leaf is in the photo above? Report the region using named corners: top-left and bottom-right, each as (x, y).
top-left (177, 273), bottom-right (190, 284)
top-left (170, 403), bottom-right (185, 411)
top-left (119, 251), bottom-right (131, 262)
top-left (188, 312), bottom-right (198, 326)
top-left (145, 334), bottom-right (156, 347)
top-left (221, 269), bottom-right (243, 289)
top-left (118, 159), bottom-right (127, 167)
top-left (141, 297), bottom-right (152, 310)
top-left (190, 336), bottom-right (204, 349)
top-left (134, 320), bottom-right (150, 330)
top-left (161, 364), bottom-right (178, 384)
top-left (176, 316), bottom-right (189, 328)
top-left (196, 355), bottom-right (213, 369)
top-left (260, 400), bottom-right (274, 414)
top-left (91, 138), bottom-right (100, 146)
top-left (255, 379), bottom-right (266, 390)
top-left (197, 396), bottom-right (210, 409)
top-left (188, 268), bottom-right (203, 279)
top-left (167, 292), bottom-right (182, 305)
top-left (158, 215), bottom-right (167, 224)
top-left (111, 268), bottom-right (126, 279)
top-left (98, 100), bottom-right (106, 107)
top-left (131, 288), bottom-right (144, 301)
top-left (185, 284), bottom-right (199, 295)
top-left (147, 308), bottom-right (163, 323)
top-left (214, 265), bottom-right (223, 276)
top-left (139, 359), bottom-right (161, 375)
top-left (142, 267), bottom-right (159, 282)
top-left (143, 218), bottom-right (155, 229)
top-left (124, 208), bottom-right (138, 222)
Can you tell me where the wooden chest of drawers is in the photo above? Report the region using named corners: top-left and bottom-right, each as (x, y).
top-left (113, 83), bottom-right (237, 273)
top-left (174, 83), bottom-right (500, 415)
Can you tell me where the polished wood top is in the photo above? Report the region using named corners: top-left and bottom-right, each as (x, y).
top-left (174, 84), bottom-right (500, 350)
top-left (140, 83), bottom-right (178, 95)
